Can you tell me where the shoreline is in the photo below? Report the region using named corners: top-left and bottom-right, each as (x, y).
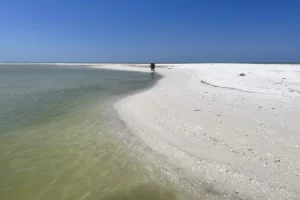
top-left (93, 64), bottom-right (300, 199)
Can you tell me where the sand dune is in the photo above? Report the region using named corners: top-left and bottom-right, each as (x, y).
top-left (93, 63), bottom-right (300, 199)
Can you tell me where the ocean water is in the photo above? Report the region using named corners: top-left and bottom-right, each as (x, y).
top-left (0, 65), bottom-right (185, 200)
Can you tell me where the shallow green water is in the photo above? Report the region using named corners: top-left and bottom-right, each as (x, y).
top-left (0, 65), bottom-right (185, 200)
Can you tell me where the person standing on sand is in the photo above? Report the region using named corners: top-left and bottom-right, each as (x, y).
top-left (150, 63), bottom-right (155, 72)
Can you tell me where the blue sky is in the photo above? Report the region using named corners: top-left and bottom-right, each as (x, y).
top-left (0, 0), bottom-right (299, 62)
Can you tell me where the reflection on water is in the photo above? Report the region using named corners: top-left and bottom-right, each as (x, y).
top-left (0, 65), bottom-right (186, 200)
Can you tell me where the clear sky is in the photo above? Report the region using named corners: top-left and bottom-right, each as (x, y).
top-left (0, 0), bottom-right (299, 63)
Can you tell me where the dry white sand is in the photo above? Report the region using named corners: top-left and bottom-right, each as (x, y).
top-left (92, 63), bottom-right (300, 199)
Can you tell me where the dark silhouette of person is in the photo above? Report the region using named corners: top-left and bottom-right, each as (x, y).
top-left (150, 63), bottom-right (155, 72)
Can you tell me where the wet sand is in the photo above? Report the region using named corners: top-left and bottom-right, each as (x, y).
top-left (91, 63), bottom-right (300, 199)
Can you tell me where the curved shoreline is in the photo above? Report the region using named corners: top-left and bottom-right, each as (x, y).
top-left (91, 64), bottom-right (300, 200)
top-left (112, 66), bottom-right (240, 200)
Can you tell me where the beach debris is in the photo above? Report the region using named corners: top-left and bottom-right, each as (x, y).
top-left (194, 109), bottom-right (200, 111)
top-left (168, 66), bottom-right (172, 69)
top-left (239, 73), bottom-right (246, 76)
top-left (247, 148), bottom-right (253, 151)
top-left (274, 159), bottom-right (280, 163)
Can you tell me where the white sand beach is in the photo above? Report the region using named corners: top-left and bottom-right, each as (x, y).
top-left (92, 63), bottom-right (300, 199)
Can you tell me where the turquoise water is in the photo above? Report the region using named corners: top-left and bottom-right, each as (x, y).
top-left (0, 65), bottom-right (186, 200)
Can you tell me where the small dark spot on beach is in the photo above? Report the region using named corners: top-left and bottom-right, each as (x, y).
top-left (274, 159), bottom-right (280, 163)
